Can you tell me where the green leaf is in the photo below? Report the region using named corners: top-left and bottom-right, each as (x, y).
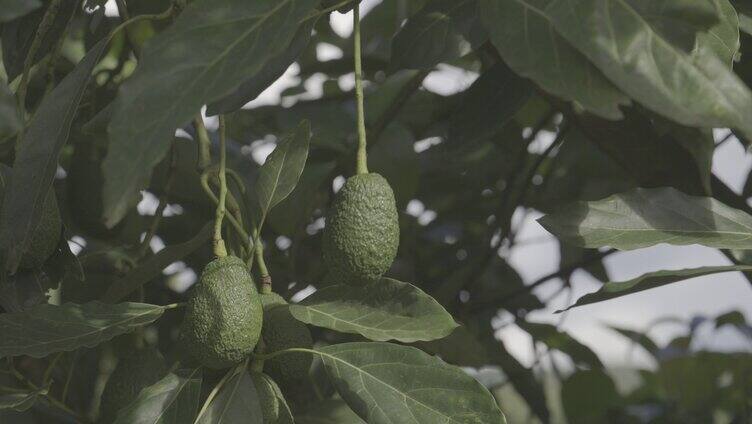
top-left (546, 0), bottom-right (752, 137)
top-left (317, 342), bottom-right (506, 424)
top-left (196, 368), bottom-right (263, 424)
top-left (412, 325), bottom-right (489, 367)
top-left (390, 0), bottom-right (480, 70)
top-left (539, 187), bottom-right (752, 250)
top-left (561, 370), bottom-right (622, 423)
top-left (0, 40), bottom-right (108, 274)
top-left (559, 265), bottom-right (752, 311)
top-left (0, 81), bottom-right (21, 140)
top-left (290, 278), bottom-right (458, 343)
top-left (268, 160), bottom-right (336, 236)
top-left (250, 372), bottom-right (293, 424)
top-left (0, 0), bottom-right (41, 23)
top-left (113, 369), bottom-right (202, 424)
top-left (253, 120), bottom-right (311, 229)
top-left (607, 325), bottom-right (660, 357)
top-left (101, 223), bottom-right (212, 303)
top-left (448, 62), bottom-right (532, 145)
top-left (0, 387), bottom-right (46, 412)
top-left (518, 322), bottom-right (602, 368)
top-left (697, 0), bottom-right (740, 65)
top-left (295, 399), bottom-right (365, 424)
top-left (207, 19), bottom-right (316, 115)
top-left (102, 0), bottom-right (319, 227)
top-left (0, 301), bottom-right (166, 359)
top-left (479, 0), bottom-right (630, 119)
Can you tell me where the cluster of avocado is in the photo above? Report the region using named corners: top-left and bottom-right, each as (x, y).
top-left (0, 164), bottom-right (61, 270)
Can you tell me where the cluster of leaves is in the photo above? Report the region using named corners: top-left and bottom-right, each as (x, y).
top-left (0, 0), bottom-right (751, 423)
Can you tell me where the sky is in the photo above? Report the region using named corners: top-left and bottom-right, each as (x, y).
top-left (102, 0), bottom-right (752, 369)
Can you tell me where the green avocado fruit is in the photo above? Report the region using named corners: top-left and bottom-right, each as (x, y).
top-left (259, 293), bottom-right (313, 384)
top-left (250, 371), bottom-right (294, 424)
top-left (0, 165), bottom-right (61, 270)
top-left (180, 256), bottom-right (262, 369)
top-left (322, 173), bottom-right (399, 282)
top-left (99, 347), bottom-right (168, 423)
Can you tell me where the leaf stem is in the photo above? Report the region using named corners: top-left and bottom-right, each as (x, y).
top-left (200, 173), bottom-right (251, 254)
top-left (193, 114), bottom-right (213, 172)
top-left (137, 142), bottom-right (177, 259)
top-left (213, 116), bottom-right (228, 258)
top-left (353, 3), bottom-right (368, 175)
top-left (16, 0), bottom-right (62, 144)
top-left (253, 231), bottom-right (271, 294)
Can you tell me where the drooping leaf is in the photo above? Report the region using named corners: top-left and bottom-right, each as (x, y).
top-left (0, 0), bottom-right (41, 23)
top-left (559, 265), bottom-right (752, 311)
top-left (0, 387), bottom-right (46, 412)
top-left (479, 0), bottom-right (630, 119)
top-left (113, 368), bottom-right (203, 424)
top-left (0, 82), bottom-right (21, 140)
top-left (448, 61), bottom-right (533, 145)
top-left (390, 0), bottom-right (481, 70)
top-left (295, 399), bottom-right (365, 424)
top-left (0, 301), bottom-right (166, 358)
top-left (101, 223), bottom-right (212, 303)
top-left (0, 40), bottom-right (108, 274)
top-left (207, 19), bottom-right (316, 115)
top-left (290, 278), bottom-right (458, 343)
top-left (518, 322), bottom-right (603, 368)
top-left (102, 0), bottom-right (319, 227)
top-left (317, 342), bottom-right (506, 424)
top-left (540, 187), bottom-right (752, 250)
top-left (546, 0), bottom-right (752, 137)
top-left (196, 368), bottom-right (263, 424)
top-left (252, 120), bottom-right (311, 229)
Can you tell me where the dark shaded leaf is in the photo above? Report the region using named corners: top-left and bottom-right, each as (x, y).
top-left (318, 342), bottom-right (506, 424)
top-left (101, 223), bottom-right (211, 303)
top-left (518, 321), bottom-right (603, 368)
top-left (0, 301), bottom-right (166, 358)
top-left (412, 325), bottom-right (489, 367)
top-left (102, 0), bottom-right (319, 227)
top-left (196, 368), bottom-right (263, 424)
top-left (0, 40), bottom-right (108, 274)
top-left (290, 278), bottom-right (457, 343)
top-left (560, 265), bottom-right (752, 311)
top-left (0, 387), bottom-right (46, 412)
top-left (540, 188), bottom-right (752, 250)
top-left (113, 368), bottom-right (203, 424)
top-left (268, 160), bottom-right (335, 236)
top-left (561, 370), bottom-right (622, 423)
top-left (608, 325), bottom-right (660, 357)
top-left (295, 399), bottom-right (365, 424)
top-left (0, 82), bottom-right (21, 140)
top-left (0, 0), bottom-right (41, 23)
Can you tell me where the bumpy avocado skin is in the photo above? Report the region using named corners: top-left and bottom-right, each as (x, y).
top-left (259, 293), bottom-right (313, 384)
top-left (0, 165), bottom-right (61, 269)
top-left (180, 256), bottom-right (262, 369)
top-left (322, 173), bottom-right (399, 282)
top-left (99, 348), bottom-right (167, 423)
top-left (19, 189), bottom-right (62, 269)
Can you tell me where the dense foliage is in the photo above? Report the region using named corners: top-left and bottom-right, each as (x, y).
top-left (0, 0), bottom-right (751, 423)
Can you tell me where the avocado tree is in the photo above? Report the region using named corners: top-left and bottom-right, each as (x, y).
top-left (0, 0), bottom-right (751, 423)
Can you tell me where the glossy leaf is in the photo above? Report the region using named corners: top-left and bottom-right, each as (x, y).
top-left (0, 387), bottom-right (46, 412)
top-left (0, 40), bottom-right (108, 274)
top-left (102, 0), bottom-right (319, 227)
top-left (540, 187), bottom-right (752, 250)
top-left (101, 223), bottom-right (211, 303)
top-left (0, 0), bottom-right (40, 22)
top-left (390, 0), bottom-right (480, 70)
top-left (0, 82), bottom-right (21, 140)
top-left (479, 0), bottom-right (630, 119)
top-left (113, 369), bottom-right (203, 424)
top-left (546, 0), bottom-right (752, 137)
top-left (317, 342), bottom-right (506, 424)
top-left (290, 278), bottom-right (458, 343)
top-left (253, 120), bottom-right (311, 229)
top-left (196, 368), bottom-right (263, 424)
top-left (207, 19), bottom-right (316, 115)
top-left (559, 265), bottom-right (752, 311)
top-left (0, 302), bottom-right (166, 358)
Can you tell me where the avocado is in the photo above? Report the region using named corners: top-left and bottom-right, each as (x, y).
top-left (322, 173), bottom-right (399, 282)
top-left (0, 164), bottom-right (62, 270)
top-left (180, 256), bottom-right (262, 369)
top-left (259, 293), bottom-right (313, 384)
top-left (250, 371), bottom-right (294, 424)
top-left (99, 347), bottom-right (168, 423)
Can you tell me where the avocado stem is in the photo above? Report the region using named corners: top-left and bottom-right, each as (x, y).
top-left (254, 233), bottom-right (272, 294)
top-left (353, 3), bottom-right (369, 175)
top-left (213, 116), bottom-right (228, 258)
